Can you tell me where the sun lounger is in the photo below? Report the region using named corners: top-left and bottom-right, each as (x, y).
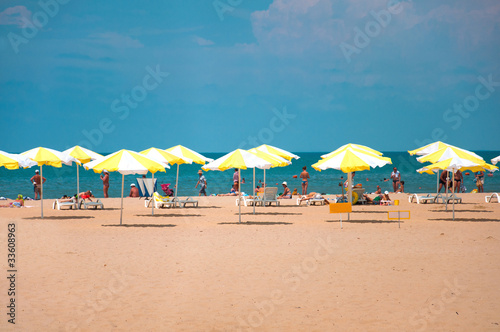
top-left (79, 198), bottom-right (104, 210)
top-left (408, 193), bottom-right (443, 204)
top-left (145, 192), bottom-right (176, 209)
top-left (261, 187), bottom-right (280, 206)
top-left (236, 195), bottom-right (263, 207)
top-left (173, 197), bottom-right (199, 208)
top-left (353, 187), bottom-right (367, 205)
top-left (485, 193), bottom-right (500, 203)
top-left (52, 198), bottom-right (77, 210)
top-left (443, 193), bottom-right (462, 204)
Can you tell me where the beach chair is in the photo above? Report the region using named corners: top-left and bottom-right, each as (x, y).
top-left (173, 196), bottom-right (199, 208)
top-left (236, 194), bottom-right (263, 207)
top-left (136, 177), bottom-right (157, 199)
top-left (353, 187), bottom-right (367, 205)
top-left (408, 193), bottom-right (443, 204)
top-left (52, 198), bottom-right (77, 210)
top-left (485, 193), bottom-right (500, 203)
top-left (261, 187), bottom-right (280, 206)
top-left (296, 195), bottom-right (327, 206)
top-left (443, 193), bottom-right (462, 204)
top-left (145, 192), bottom-right (176, 209)
top-left (79, 198), bottom-right (104, 210)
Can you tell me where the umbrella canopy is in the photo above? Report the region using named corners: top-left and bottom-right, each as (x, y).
top-left (492, 155), bottom-right (500, 165)
top-left (164, 145), bottom-right (211, 199)
top-left (165, 145), bottom-right (213, 164)
top-left (202, 149), bottom-right (273, 223)
top-left (202, 149), bottom-right (273, 171)
top-left (312, 146), bottom-right (392, 205)
top-left (417, 146), bottom-right (484, 164)
top-left (321, 143), bottom-right (383, 159)
top-left (255, 144), bottom-right (299, 162)
top-left (247, 148), bottom-right (290, 167)
top-left (313, 147), bottom-right (391, 173)
top-left (63, 146), bottom-right (103, 164)
top-left (21, 147), bottom-right (79, 218)
top-left (84, 149), bottom-right (167, 224)
top-left (140, 147), bottom-right (191, 166)
top-left (0, 150), bottom-right (37, 169)
top-left (408, 141), bottom-right (453, 156)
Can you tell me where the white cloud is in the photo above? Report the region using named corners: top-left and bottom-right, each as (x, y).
top-left (193, 36), bottom-right (214, 46)
top-left (0, 6), bottom-right (31, 27)
top-left (88, 32), bottom-right (143, 48)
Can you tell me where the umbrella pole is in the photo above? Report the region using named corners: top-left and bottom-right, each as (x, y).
top-left (152, 172), bottom-right (155, 216)
top-left (77, 164), bottom-right (80, 209)
top-left (253, 167), bottom-right (255, 215)
top-left (452, 169), bottom-right (455, 221)
top-left (120, 174), bottom-right (124, 225)
top-left (445, 173), bottom-right (448, 211)
top-left (239, 169), bottom-right (241, 223)
top-left (41, 165), bottom-right (44, 219)
top-left (436, 171), bottom-right (439, 194)
top-left (347, 172), bottom-right (352, 221)
top-left (264, 169), bottom-right (266, 189)
top-left (175, 164), bottom-right (179, 206)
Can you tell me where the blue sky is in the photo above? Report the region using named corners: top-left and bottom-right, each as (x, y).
top-left (1, 0), bottom-right (499, 153)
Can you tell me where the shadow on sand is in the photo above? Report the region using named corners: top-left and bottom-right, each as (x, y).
top-left (218, 221), bottom-right (293, 225)
top-left (428, 218), bottom-right (500, 222)
top-left (23, 216), bottom-right (95, 220)
top-left (235, 212), bottom-right (302, 216)
top-left (325, 219), bottom-right (401, 224)
top-left (102, 224), bottom-right (177, 228)
top-left (134, 214), bottom-right (203, 218)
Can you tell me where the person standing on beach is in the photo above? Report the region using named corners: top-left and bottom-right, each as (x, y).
top-left (233, 169), bottom-right (239, 190)
top-left (195, 170), bottom-right (207, 196)
top-left (300, 166), bottom-right (310, 195)
top-left (438, 170), bottom-right (449, 193)
top-left (390, 167), bottom-right (401, 192)
top-left (475, 171), bottom-right (485, 193)
top-left (100, 170), bottom-right (109, 198)
top-left (30, 170), bottom-right (46, 200)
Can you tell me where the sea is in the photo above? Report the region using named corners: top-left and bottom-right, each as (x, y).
top-left (1, 151), bottom-right (499, 200)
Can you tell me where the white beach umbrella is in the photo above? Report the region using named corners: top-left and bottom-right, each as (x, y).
top-left (492, 155), bottom-right (500, 165)
top-left (0, 150), bottom-right (37, 169)
top-left (84, 150), bottom-right (167, 224)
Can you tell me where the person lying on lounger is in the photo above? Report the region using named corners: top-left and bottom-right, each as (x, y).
top-left (298, 192), bottom-right (329, 205)
top-left (363, 191), bottom-right (391, 205)
top-left (217, 183), bottom-right (239, 196)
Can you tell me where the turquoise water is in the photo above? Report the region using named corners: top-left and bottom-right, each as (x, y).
top-left (1, 151), bottom-right (499, 199)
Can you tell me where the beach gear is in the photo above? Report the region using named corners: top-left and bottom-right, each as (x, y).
top-left (52, 198), bottom-right (77, 210)
top-left (84, 149), bottom-right (167, 223)
top-left (485, 193), bottom-right (499, 203)
top-left (161, 183), bottom-right (174, 196)
top-left (21, 147), bottom-right (79, 218)
top-left (63, 146), bottom-right (103, 209)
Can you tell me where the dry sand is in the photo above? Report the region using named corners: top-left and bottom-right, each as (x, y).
top-left (1, 193), bottom-right (500, 331)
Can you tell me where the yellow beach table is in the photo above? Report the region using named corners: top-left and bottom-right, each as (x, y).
top-left (202, 149), bottom-right (273, 223)
top-left (0, 150), bottom-right (37, 170)
top-left (418, 157), bottom-right (498, 220)
top-left (84, 150), bottom-right (167, 225)
top-left (165, 145), bottom-right (213, 201)
top-left (312, 146), bottom-right (392, 206)
top-left (63, 146), bottom-right (103, 208)
top-left (21, 147), bottom-right (79, 218)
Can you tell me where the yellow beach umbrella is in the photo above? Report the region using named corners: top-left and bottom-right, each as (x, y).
top-left (408, 141), bottom-right (452, 156)
top-left (165, 145), bottom-right (213, 199)
top-left (202, 149), bottom-right (273, 223)
top-left (492, 155), bottom-right (500, 165)
top-left (255, 144), bottom-right (299, 162)
top-left (312, 146), bottom-right (392, 205)
top-left (84, 149), bottom-right (167, 224)
top-left (417, 146), bottom-right (484, 164)
top-left (63, 146), bottom-right (104, 207)
top-left (418, 157), bottom-right (498, 220)
top-left (21, 147), bottom-right (79, 218)
top-left (321, 143), bottom-right (383, 159)
top-left (0, 150), bottom-right (37, 170)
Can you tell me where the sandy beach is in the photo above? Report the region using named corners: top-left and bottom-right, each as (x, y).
top-left (1, 192), bottom-right (500, 331)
